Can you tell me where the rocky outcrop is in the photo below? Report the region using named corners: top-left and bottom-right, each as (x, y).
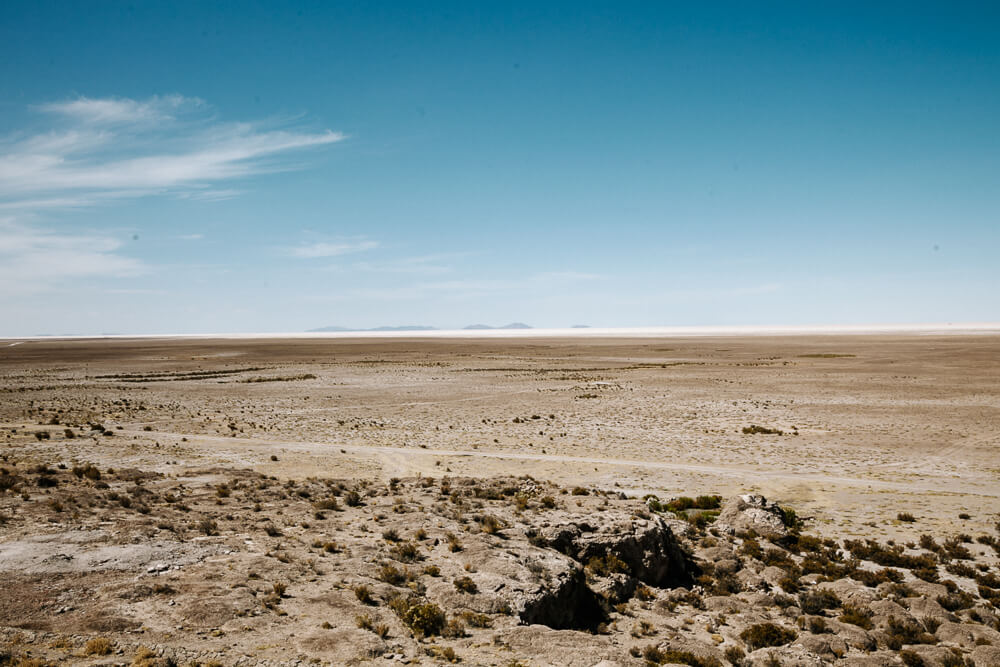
top-left (715, 494), bottom-right (790, 538)
top-left (425, 537), bottom-right (605, 630)
top-left (540, 514), bottom-right (692, 588)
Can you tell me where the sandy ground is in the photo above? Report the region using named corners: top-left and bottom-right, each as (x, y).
top-left (1, 334), bottom-right (997, 542)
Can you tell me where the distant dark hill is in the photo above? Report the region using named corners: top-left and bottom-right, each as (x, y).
top-left (462, 324), bottom-right (492, 330)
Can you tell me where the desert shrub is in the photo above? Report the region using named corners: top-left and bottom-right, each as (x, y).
top-left (740, 538), bottom-right (763, 560)
top-left (852, 567), bottom-right (903, 588)
top-left (84, 637), bottom-right (113, 655)
top-left (586, 553), bottom-right (630, 577)
top-left (808, 617), bottom-right (830, 634)
top-left (919, 534), bottom-right (940, 551)
top-left (742, 425), bottom-right (783, 435)
top-left (799, 589), bottom-right (841, 615)
top-left (382, 528), bottom-right (400, 542)
top-left (453, 576), bottom-right (477, 594)
top-left (388, 596), bottom-right (446, 637)
top-left (477, 514), bottom-right (504, 535)
top-left (390, 541), bottom-right (420, 562)
top-left (943, 539), bottom-right (973, 560)
top-left (197, 518), bottom-right (219, 535)
top-left (354, 584), bottom-right (375, 605)
top-left (739, 623), bottom-right (797, 650)
top-left (446, 532), bottom-right (463, 552)
top-left (778, 576), bottom-right (801, 593)
top-left (460, 611), bottom-right (492, 628)
top-left (539, 495), bottom-right (556, 508)
top-left (897, 512), bottom-right (916, 522)
top-left (844, 539), bottom-right (937, 571)
top-left (345, 490), bottom-right (362, 506)
top-left (723, 646), bottom-right (745, 665)
top-left (571, 486), bottom-right (590, 496)
top-left (72, 464), bottom-right (101, 480)
top-left (635, 584), bottom-right (656, 601)
top-left (936, 590), bottom-right (974, 611)
top-left (884, 617), bottom-right (936, 649)
top-left (442, 618), bottom-right (466, 638)
top-left (377, 564), bottom-right (407, 586)
top-left (313, 498), bottom-right (340, 511)
top-left (262, 522), bottom-right (282, 537)
top-left (640, 645), bottom-right (722, 667)
top-left (900, 650), bottom-right (925, 667)
top-left (838, 604), bottom-right (874, 629)
top-left (946, 561), bottom-right (977, 578)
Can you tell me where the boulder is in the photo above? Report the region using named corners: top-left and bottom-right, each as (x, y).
top-left (425, 540), bottom-right (605, 630)
top-left (971, 645), bottom-right (1000, 666)
top-left (716, 495), bottom-right (789, 538)
top-left (935, 621), bottom-right (1000, 650)
top-left (540, 514), bottom-right (692, 588)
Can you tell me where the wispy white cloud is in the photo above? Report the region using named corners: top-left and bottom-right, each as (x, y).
top-left (290, 240), bottom-right (379, 258)
top-left (0, 95), bottom-right (344, 202)
top-left (0, 95), bottom-right (345, 296)
top-left (37, 95), bottom-right (201, 126)
top-left (0, 219), bottom-right (145, 294)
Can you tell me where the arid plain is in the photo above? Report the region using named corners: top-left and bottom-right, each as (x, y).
top-left (1, 334), bottom-right (999, 665)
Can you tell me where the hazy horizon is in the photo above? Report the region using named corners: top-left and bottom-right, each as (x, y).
top-left (2, 3), bottom-right (998, 336)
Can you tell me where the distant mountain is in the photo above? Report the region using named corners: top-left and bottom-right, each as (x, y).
top-left (462, 324), bottom-right (492, 330)
top-left (308, 325), bottom-right (437, 332)
top-left (499, 322), bottom-right (532, 329)
top-left (571, 324), bottom-right (591, 328)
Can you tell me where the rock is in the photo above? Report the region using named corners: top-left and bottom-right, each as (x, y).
top-left (540, 513), bottom-right (692, 588)
top-left (971, 644), bottom-right (1000, 666)
top-left (655, 638), bottom-right (726, 666)
top-left (839, 653), bottom-right (900, 666)
top-left (821, 618), bottom-right (877, 651)
top-left (816, 578), bottom-right (878, 606)
top-left (425, 540), bottom-right (605, 630)
top-left (905, 596), bottom-right (953, 622)
top-left (907, 580), bottom-right (949, 599)
top-left (869, 599), bottom-right (913, 625)
top-left (900, 645), bottom-right (968, 667)
top-left (935, 621), bottom-right (1000, 649)
top-left (715, 495), bottom-right (789, 538)
top-left (795, 634), bottom-right (848, 659)
top-left (746, 645), bottom-right (826, 666)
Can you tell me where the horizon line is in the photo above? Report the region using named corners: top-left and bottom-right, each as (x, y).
top-left (4, 321), bottom-right (1000, 342)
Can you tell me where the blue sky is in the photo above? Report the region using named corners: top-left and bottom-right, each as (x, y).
top-left (1, 2), bottom-right (998, 334)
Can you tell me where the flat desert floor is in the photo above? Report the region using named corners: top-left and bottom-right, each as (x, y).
top-left (2, 334), bottom-right (997, 539)
top-left (2, 334), bottom-right (1000, 666)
